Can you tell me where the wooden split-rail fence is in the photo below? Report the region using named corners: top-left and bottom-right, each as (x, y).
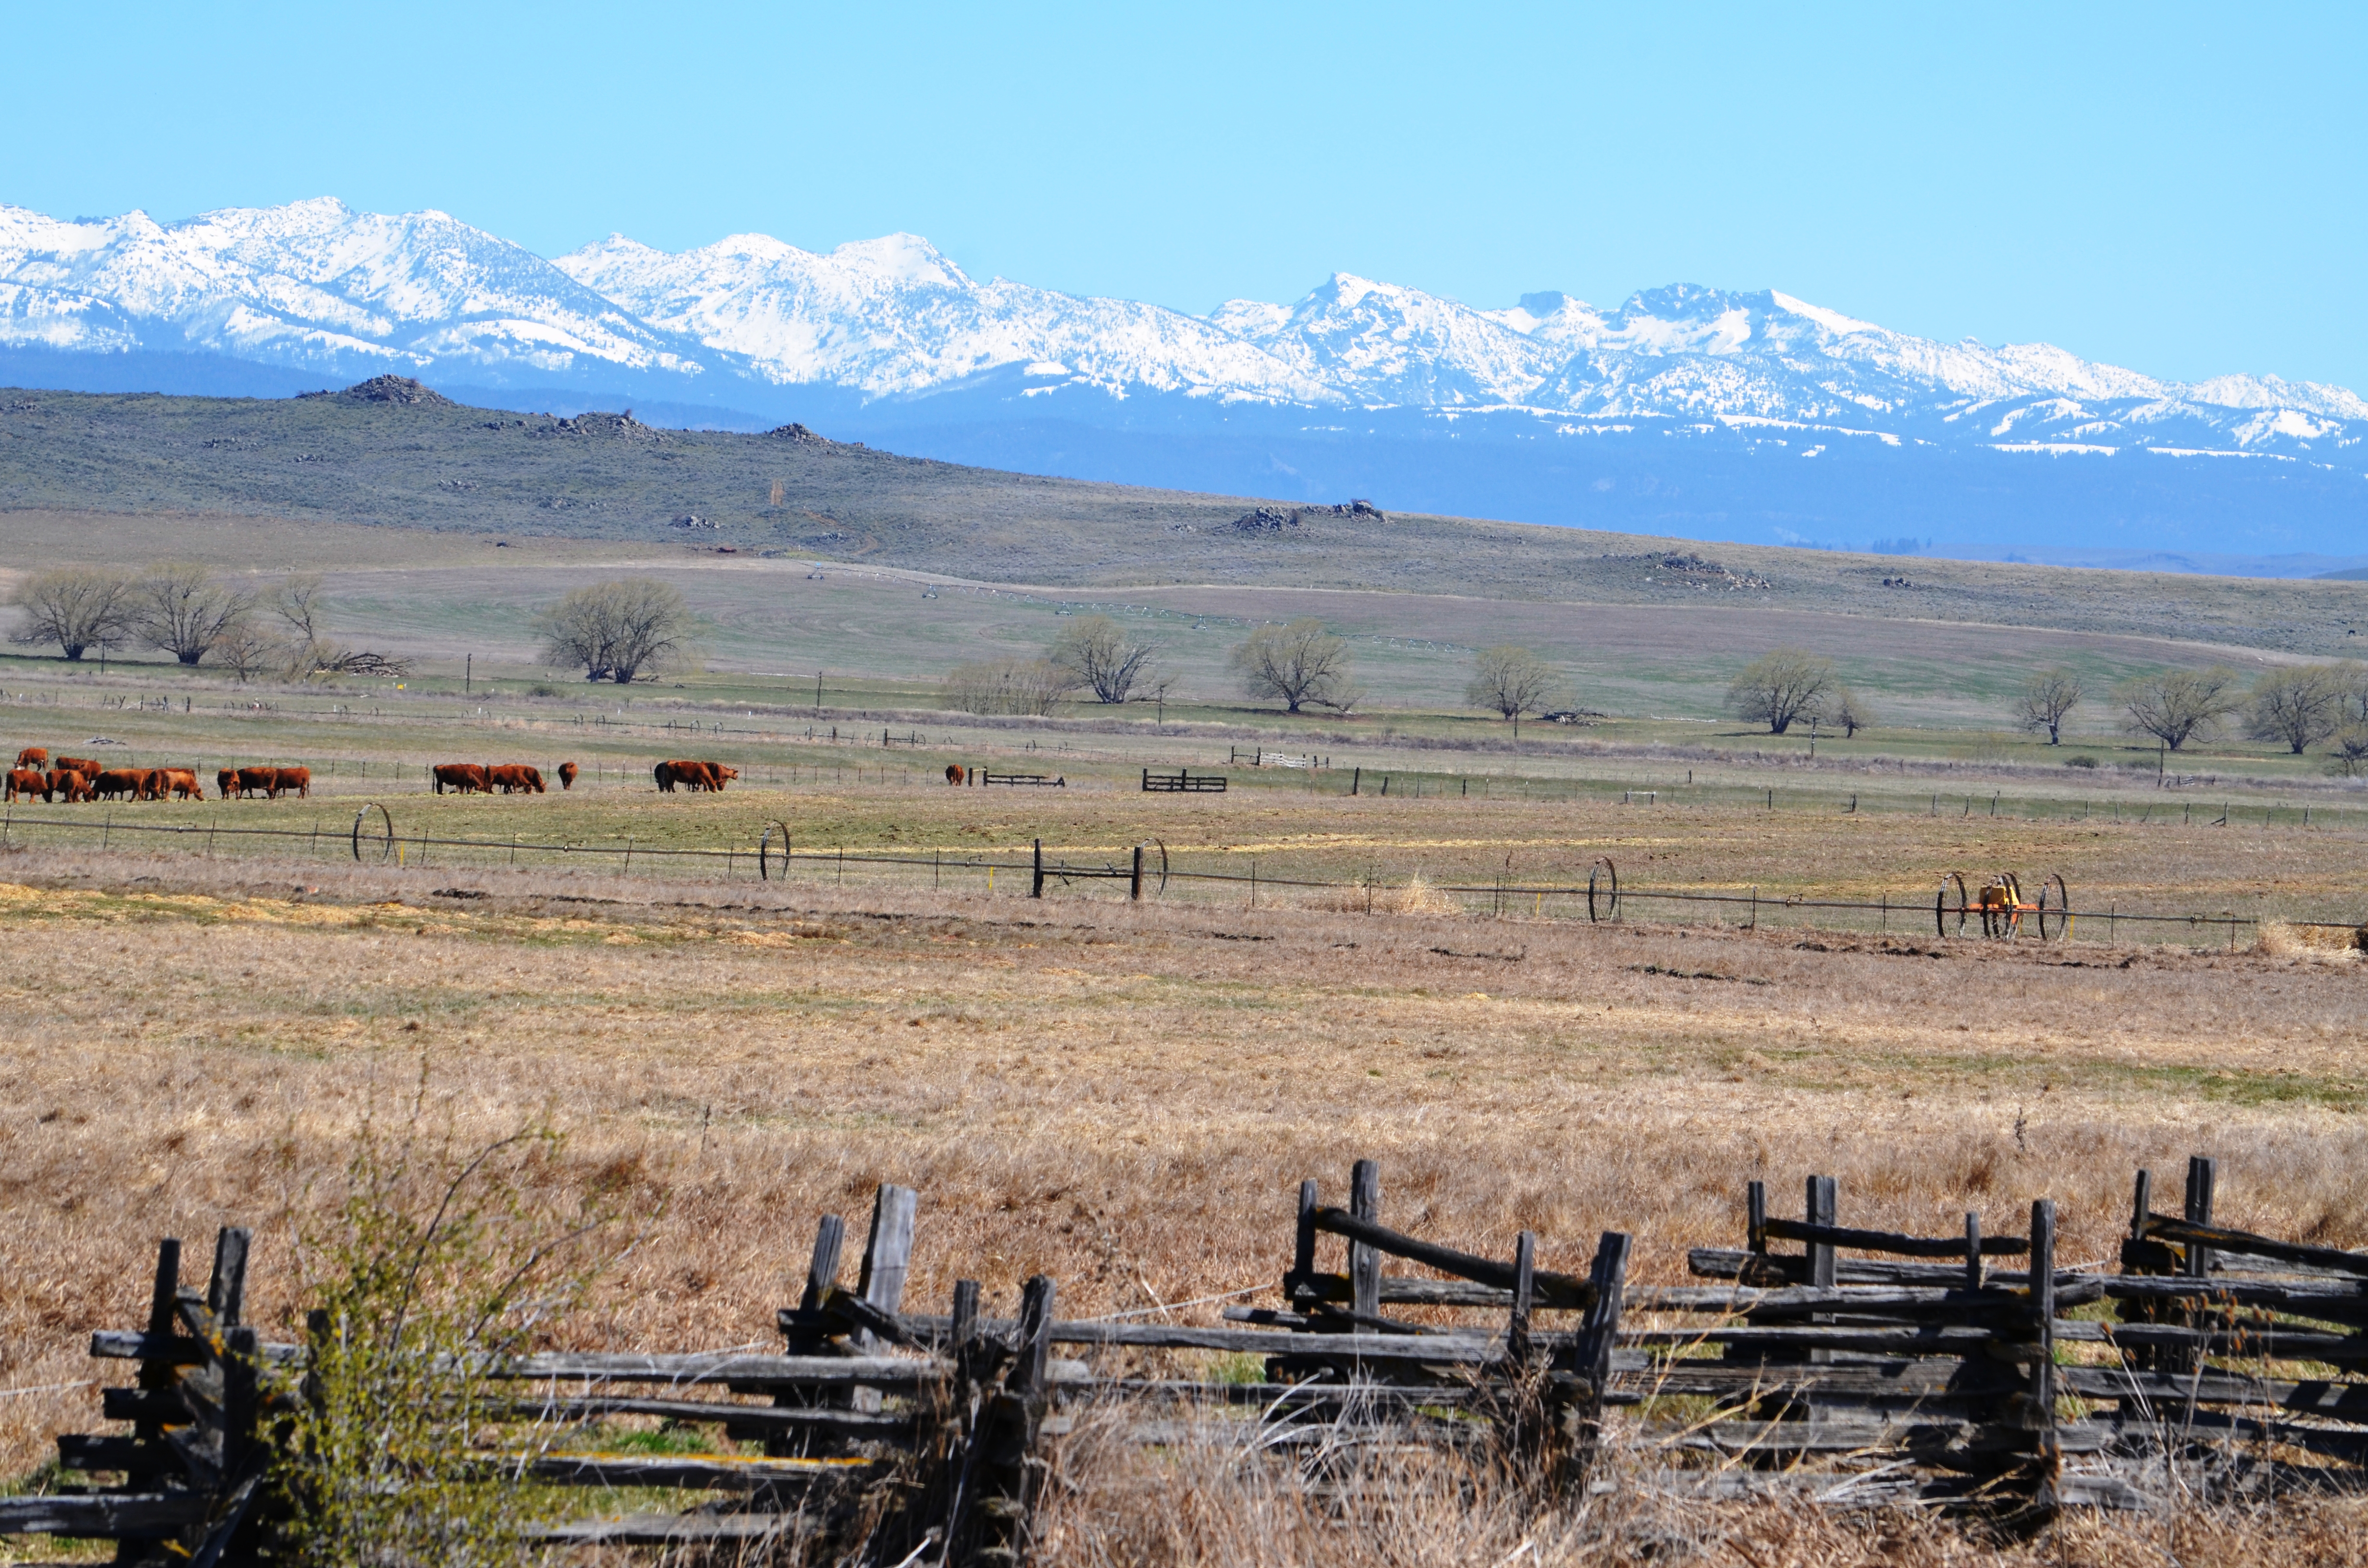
top-left (12, 1155), bottom-right (2368, 1562)
top-left (1140, 768), bottom-right (1225, 793)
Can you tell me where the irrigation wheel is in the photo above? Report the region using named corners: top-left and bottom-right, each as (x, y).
top-left (1936, 872), bottom-right (1971, 939)
top-left (1150, 839), bottom-right (1171, 896)
top-left (757, 821), bottom-right (793, 882)
top-left (350, 801), bottom-right (394, 864)
top-left (1587, 857), bottom-right (1619, 922)
top-left (2037, 873), bottom-right (2071, 941)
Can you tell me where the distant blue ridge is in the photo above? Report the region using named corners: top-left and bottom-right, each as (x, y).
top-left (5, 349), bottom-right (2361, 577)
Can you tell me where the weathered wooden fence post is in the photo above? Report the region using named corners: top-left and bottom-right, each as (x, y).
top-left (1031, 839), bottom-right (1044, 899)
top-left (1349, 1159), bottom-right (1381, 1324)
top-left (1549, 1231), bottom-right (1630, 1493)
top-left (958, 1274), bottom-right (1056, 1568)
top-left (2019, 1198), bottom-right (2061, 1515)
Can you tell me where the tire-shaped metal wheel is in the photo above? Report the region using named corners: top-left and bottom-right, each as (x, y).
top-left (758, 821), bottom-right (792, 882)
top-left (351, 801), bottom-right (394, 864)
top-left (1151, 839), bottom-right (1171, 897)
top-left (1587, 857), bottom-right (1618, 922)
top-left (2037, 873), bottom-right (2070, 941)
top-left (1936, 872), bottom-right (1970, 939)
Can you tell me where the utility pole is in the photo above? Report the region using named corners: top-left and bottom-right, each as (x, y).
top-left (465, 653), bottom-right (471, 693)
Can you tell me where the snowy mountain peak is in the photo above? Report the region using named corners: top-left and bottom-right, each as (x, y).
top-left (0, 198), bottom-right (2357, 471)
top-left (830, 232), bottom-right (968, 287)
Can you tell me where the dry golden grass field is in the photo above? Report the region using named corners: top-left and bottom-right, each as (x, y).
top-left (1, 779), bottom-right (2365, 1562)
top-left (5, 515), bottom-right (2368, 1561)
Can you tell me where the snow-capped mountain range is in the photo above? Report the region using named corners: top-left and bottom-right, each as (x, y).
top-left (2, 197), bottom-right (2362, 561)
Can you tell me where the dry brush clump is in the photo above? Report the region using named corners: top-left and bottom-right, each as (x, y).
top-left (2254, 917), bottom-right (2365, 961)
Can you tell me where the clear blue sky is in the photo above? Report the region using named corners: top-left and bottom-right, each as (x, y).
top-left (7, 1), bottom-right (2361, 390)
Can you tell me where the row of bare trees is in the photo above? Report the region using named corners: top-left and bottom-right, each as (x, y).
top-left (940, 615), bottom-right (1375, 720)
top-left (7, 564), bottom-right (410, 681)
top-left (2015, 662), bottom-right (2368, 761)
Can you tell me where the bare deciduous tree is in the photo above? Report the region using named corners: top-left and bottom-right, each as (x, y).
top-left (2014, 667), bottom-right (2084, 745)
top-left (1829, 685), bottom-right (1872, 737)
top-left (940, 657), bottom-right (1072, 716)
top-left (2338, 662), bottom-right (2368, 726)
top-left (1725, 649), bottom-right (1835, 735)
top-left (2245, 665), bottom-right (2347, 755)
top-left (1228, 619), bottom-right (1352, 713)
top-left (133, 562), bottom-right (254, 666)
top-left (211, 618), bottom-right (281, 684)
top-left (265, 573), bottom-right (413, 681)
top-left (8, 566), bottom-right (133, 660)
top-left (2118, 666), bottom-right (2241, 751)
top-left (2332, 726), bottom-right (2368, 778)
top-left (532, 579), bottom-right (695, 683)
top-left (1049, 615), bottom-right (1159, 704)
top-left (1464, 645), bottom-right (1562, 738)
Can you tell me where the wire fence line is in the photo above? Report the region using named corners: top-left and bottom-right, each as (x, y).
top-left (0, 807), bottom-right (2352, 946)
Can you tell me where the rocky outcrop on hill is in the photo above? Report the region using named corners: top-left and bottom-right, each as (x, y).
top-left (1230, 499), bottom-right (1387, 534)
top-left (766, 423), bottom-right (832, 444)
top-left (334, 376), bottom-right (454, 407)
top-left (1231, 506), bottom-right (1297, 533)
top-left (1615, 551), bottom-right (1774, 591)
top-left (532, 410), bottom-right (663, 441)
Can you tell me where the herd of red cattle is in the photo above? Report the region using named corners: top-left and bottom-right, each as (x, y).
top-left (3, 746), bottom-right (313, 804)
top-left (5, 747), bottom-right (744, 805)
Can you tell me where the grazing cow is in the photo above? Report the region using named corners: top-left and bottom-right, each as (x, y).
top-left (432, 763), bottom-right (491, 795)
top-left (48, 769), bottom-right (91, 803)
top-left (5, 768), bottom-right (47, 802)
top-left (557, 761), bottom-right (579, 790)
top-left (946, 763), bottom-right (965, 786)
top-left (91, 769), bottom-right (145, 801)
top-left (489, 764), bottom-right (544, 794)
top-left (218, 769), bottom-right (241, 799)
top-left (57, 756), bottom-right (105, 780)
top-left (162, 769), bottom-right (204, 801)
top-left (658, 760), bottom-right (734, 792)
top-left (236, 766), bottom-right (282, 800)
top-left (275, 766), bottom-right (311, 798)
top-left (16, 747), bottom-right (48, 770)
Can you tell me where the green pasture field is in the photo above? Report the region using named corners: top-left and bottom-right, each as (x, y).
top-left (5, 657), bottom-right (2362, 943)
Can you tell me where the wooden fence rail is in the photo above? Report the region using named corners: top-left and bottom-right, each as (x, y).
top-left (13, 1155), bottom-right (2368, 1560)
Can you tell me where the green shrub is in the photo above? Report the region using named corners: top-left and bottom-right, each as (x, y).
top-left (271, 1107), bottom-right (655, 1565)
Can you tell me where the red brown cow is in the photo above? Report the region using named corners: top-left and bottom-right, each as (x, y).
top-left (236, 767), bottom-right (281, 799)
top-left (136, 769), bottom-right (171, 801)
top-left (945, 763), bottom-right (965, 785)
top-left (162, 769), bottom-right (205, 801)
top-left (48, 769), bottom-right (91, 803)
top-left (432, 763), bottom-right (490, 795)
top-left (218, 768), bottom-right (241, 799)
top-left (489, 764), bottom-right (544, 794)
top-left (275, 766), bottom-right (311, 798)
top-left (16, 747), bottom-right (48, 770)
top-left (5, 768), bottom-right (47, 802)
top-left (57, 756), bottom-right (105, 779)
top-left (556, 761), bottom-right (579, 791)
top-left (91, 769), bottom-right (145, 801)
top-left (656, 760), bottom-right (736, 793)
